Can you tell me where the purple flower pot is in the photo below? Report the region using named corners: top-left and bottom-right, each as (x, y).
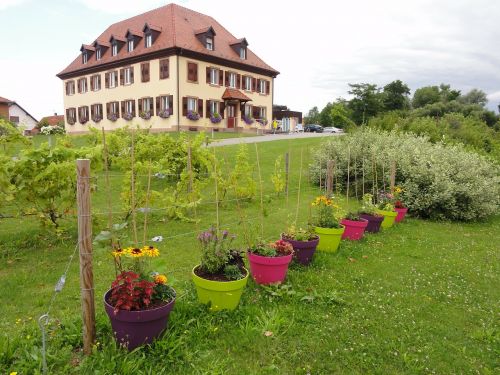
top-left (104, 289), bottom-right (176, 350)
top-left (340, 218), bottom-right (368, 240)
top-left (281, 236), bottom-right (319, 265)
top-left (247, 251), bottom-right (293, 285)
top-left (359, 214), bottom-right (384, 233)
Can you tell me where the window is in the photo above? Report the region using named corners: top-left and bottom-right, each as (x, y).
top-left (228, 72), bottom-right (236, 88)
top-left (145, 33), bottom-right (152, 48)
top-left (82, 51), bottom-right (88, 64)
top-left (66, 80), bottom-right (75, 95)
top-left (9, 116), bottom-right (19, 124)
top-left (126, 100), bottom-right (133, 113)
top-left (206, 36), bottom-right (213, 50)
top-left (240, 47), bottom-right (246, 59)
top-left (159, 59), bottom-right (169, 79)
top-left (107, 101), bottom-right (119, 119)
top-left (244, 104), bottom-right (252, 117)
top-left (209, 100), bottom-right (219, 115)
top-left (159, 96), bottom-right (170, 111)
top-left (141, 97), bottom-right (153, 113)
top-left (141, 62), bottom-right (150, 82)
top-left (96, 48), bottom-right (102, 60)
top-left (244, 76), bottom-right (252, 91)
top-left (107, 71), bottom-right (118, 88)
top-left (91, 104), bottom-right (103, 121)
top-left (210, 68), bottom-right (219, 85)
top-left (128, 39), bottom-right (134, 52)
top-left (78, 106), bottom-right (89, 124)
top-left (92, 75), bottom-right (101, 91)
top-left (112, 43), bottom-right (118, 56)
top-left (259, 107), bottom-right (266, 119)
top-left (259, 79), bottom-right (266, 94)
top-left (66, 108), bottom-right (76, 124)
top-left (123, 67), bottom-right (133, 85)
top-left (187, 97), bottom-right (197, 112)
top-left (122, 99), bottom-right (135, 118)
top-left (187, 62), bottom-right (198, 82)
top-left (78, 78), bottom-right (87, 93)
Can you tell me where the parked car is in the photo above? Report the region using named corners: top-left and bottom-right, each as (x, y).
top-left (323, 127), bottom-right (344, 133)
top-left (304, 124), bottom-right (323, 133)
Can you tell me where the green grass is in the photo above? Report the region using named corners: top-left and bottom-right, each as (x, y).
top-left (1, 137), bottom-right (499, 374)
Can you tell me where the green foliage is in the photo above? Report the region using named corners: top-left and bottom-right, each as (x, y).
top-left (282, 225), bottom-right (316, 241)
top-left (329, 102), bottom-right (355, 129)
top-left (382, 80), bottom-right (411, 111)
top-left (347, 83), bottom-right (382, 124)
top-left (459, 88), bottom-right (488, 106)
top-left (360, 193), bottom-right (378, 215)
top-left (412, 86), bottom-right (441, 108)
top-left (229, 144), bottom-right (255, 201)
top-left (311, 195), bottom-right (344, 228)
top-left (304, 106), bottom-right (320, 124)
top-left (0, 154), bottom-right (14, 212)
top-left (271, 155), bottom-right (285, 195)
top-left (11, 145), bottom-right (101, 227)
top-left (0, 118), bottom-right (29, 152)
top-left (223, 264), bottom-right (243, 280)
top-left (310, 128), bottom-right (500, 221)
top-left (198, 228), bottom-right (236, 274)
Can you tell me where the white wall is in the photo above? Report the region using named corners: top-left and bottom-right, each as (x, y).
top-left (9, 103), bottom-right (37, 131)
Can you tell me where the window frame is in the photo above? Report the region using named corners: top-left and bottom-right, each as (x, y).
top-left (82, 51), bottom-right (88, 64)
top-left (210, 68), bottom-right (219, 85)
top-left (96, 48), bottom-right (102, 60)
top-left (259, 79), bottom-right (266, 94)
top-left (109, 71), bottom-right (117, 88)
top-left (206, 36), bottom-right (213, 50)
top-left (209, 100), bottom-right (219, 115)
top-left (111, 43), bottom-right (118, 56)
top-left (142, 97), bottom-right (153, 113)
top-left (240, 47), bottom-right (246, 59)
top-left (145, 33), bottom-right (152, 48)
top-left (187, 97), bottom-right (197, 112)
top-left (67, 108), bottom-right (76, 124)
top-left (125, 100), bottom-right (134, 114)
top-left (127, 39), bottom-right (134, 52)
top-left (92, 75), bottom-right (100, 91)
top-left (160, 95), bottom-right (170, 111)
top-left (124, 67), bottom-right (132, 85)
top-left (244, 76), bottom-right (252, 91)
top-left (229, 72), bottom-right (236, 88)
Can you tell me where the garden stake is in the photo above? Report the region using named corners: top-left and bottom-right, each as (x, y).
top-left (390, 160), bottom-right (396, 191)
top-left (143, 159), bottom-right (152, 246)
top-left (382, 162), bottom-right (386, 193)
top-left (295, 148), bottom-right (303, 225)
top-left (362, 157), bottom-right (365, 196)
top-left (187, 141), bottom-right (193, 194)
top-left (76, 159), bottom-right (96, 356)
top-left (346, 147), bottom-right (351, 206)
top-left (326, 160), bottom-right (334, 196)
top-left (101, 127), bottom-right (112, 230)
top-left (255, 143), bottom-right (264, 238)
top-left (130, 129), bottom-right (138, 246)
top-left (285, 151), bottom-right (290, 198)
top-left (354, 152), bottom-right (358, 199)
top-left (213, 147), bottom-right (220, 232)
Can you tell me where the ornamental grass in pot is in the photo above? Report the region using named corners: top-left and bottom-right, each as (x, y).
top-left (359, 193), bottom-right (384, 233)
top-left (340, 212), bottom-right (368, 241)
top-left (247, 240), bottom-right (294, 284)
top-left (103, 244), bottom-right (176, 350)
top-left (192, 227), bottom-right (248, 311)
top-left (311, 195), bottom-right (345, 252)
top-left (281, 225), bottom-right (319, 265)
top-left (376, 191), bottom-right (398, 229)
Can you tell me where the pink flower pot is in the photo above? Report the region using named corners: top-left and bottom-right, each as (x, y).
top-left (247, 251), bottom-right (293, 285)
top-left (340, 218), bottom-right (369, 240)
top-left (395, 207), bottom-right (408, 222)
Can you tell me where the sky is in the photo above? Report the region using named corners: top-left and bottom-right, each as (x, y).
top-left (1, 0), bottom-right (500, 120)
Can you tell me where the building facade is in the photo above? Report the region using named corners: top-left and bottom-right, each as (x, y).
top-left (0, 96), bottom-right (38, 133)
top-left (57, 4), bottom-right (279, 134)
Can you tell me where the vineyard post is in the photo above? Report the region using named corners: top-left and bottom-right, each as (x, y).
top-left (285, 152), bottom-right (290, 196)
top-left (76, 159), bottom-right (96, 356)
top-left (346, 147), bottom-right (351, 206)
top-left (101, 128), bottom-right (112, 229)
top-left (255, 143), bottom-right (264, 238)
top-left (187, 142), bottom-right (193, 194)
top-left (295, 148), bottom-right (303, 225)
top-left (390, 160), bottom-right (396, 191)
top-left (326, 160), bottom-right (334, 196)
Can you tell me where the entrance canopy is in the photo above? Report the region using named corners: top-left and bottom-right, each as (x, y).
top-left (221, 88), bottom-right (252, 103)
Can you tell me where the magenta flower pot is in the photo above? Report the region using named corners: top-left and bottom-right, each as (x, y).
top-left (281, 236), bottom-right (319, 265)
top-left (104, 289), bottom-right (176, 350)
top-left (394, 207), bottom-right (408, 223)
top-left (247, 251), bottom-right (293, 285)
top-left (340, 218), bottom-right (369, 240)
top-left (359, 214), bottom-right (384, 233)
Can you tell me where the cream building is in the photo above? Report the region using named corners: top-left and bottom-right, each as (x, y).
top-left (57, 3), bottom-right (279, 134)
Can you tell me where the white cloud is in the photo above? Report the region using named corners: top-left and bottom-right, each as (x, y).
top-left (75, 0), bottom-right (169, 14)
top-left (0, 0), bottom-right (27, 10)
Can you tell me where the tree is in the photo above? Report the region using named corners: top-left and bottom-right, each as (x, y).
top-left (347, 83), bottom-right (382, 124)
top-left (318, 102), bottom-right (334, 126)
top-left (412, 86), bottom-right (441, 108)
top-left (304, 106), bottom-right (320, 124)
top-left (460, 89), bottom-right (488, 107)
top-left (330, 103), bottom-right (355, 129)
top-left (439, 84), bottom-right (461, 102)
top-left (382, 80), bottom-right (410, 111)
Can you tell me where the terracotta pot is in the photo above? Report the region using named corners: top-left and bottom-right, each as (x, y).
top-left (191, 265), bottom-right (248, 311)
top-left (394, 207), bottom-right (408, 223)
top-left (247, 251), bottom-right (293, 285)
top-left (281, 235), bottom-right (319, 265)
top-left (359, 214), bottom-right (384, 233)
top-left (340, 218), bottom-right (368, 240)
top-left (104, 288), bottom-right (176, 350)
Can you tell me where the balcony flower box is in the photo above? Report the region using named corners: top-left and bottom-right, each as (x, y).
top-left (107, 113), bottom-right (118, 122)
top-left (210, 112), bottom-right (222, 124)
top-left (243, 115), bottom-right (254, 125)
top-left (158, 109), bottom-right (171, 119)
top-left (187, 110), bottom-right (200, 121)
top-left (123, 112), bottom-right (134, 121)
top-left (140, 111), bottom-right (152, 120)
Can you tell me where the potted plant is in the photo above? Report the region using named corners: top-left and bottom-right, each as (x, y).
top-left (243, 115), bottom-right (254, 125)
top-left (108, 113), bottom-right (118, 122)
top-left (393, 186), bottom-right (408, 222)
top-left (140, 111), bottom-right (152, 120)
top-left (158, 109), bottom-right (171, 119)
top-left (192, 228), bottom-right (248, 311)
top-left (92, 114), bottom-right (103, 123)
top-left (311, 195), bottom-right (345, 252)
top-left (187, 110), bottom-right (200, 121)
top-left (340, 212), bottom-right (368, 241)
top-left (359, 193), bottom-right (384, 233)
top-left (210, 112), bottom-right (222, 124)
top-left (103, 245), bottom-right (176, 350)
top-left (247, 240), bottom-right (294, 284)
top-left (123, 112), bottom-right (134, 121)
top-left (281, 225), bottom-right (319, 265)
top-left (376, 191), bottom-right (398, 229)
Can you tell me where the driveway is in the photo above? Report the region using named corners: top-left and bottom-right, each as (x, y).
top-left (208, 132), bottom-right (343, 147)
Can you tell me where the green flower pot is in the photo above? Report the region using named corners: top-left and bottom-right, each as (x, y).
top-left (376, 209), bottom-right (398, 229)
top-left (314, 225), bottom-right (345, 253)
top-left (191, 265), bottom-right (249, 311)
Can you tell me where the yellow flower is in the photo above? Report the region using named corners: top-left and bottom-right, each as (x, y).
top-left (10, 372), bottom-right (18, 375)
top-left (111, 248), bottom-right (127, 257)
top-left (129, 247), bottom-right (144, 258)
top-left (143, 245), bottom-right (160, 257)
top-left (154, 274), bottom-right (167, 284)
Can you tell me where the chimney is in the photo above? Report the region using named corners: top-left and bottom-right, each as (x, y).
top-left (54, 112), bottom-right (57, 116)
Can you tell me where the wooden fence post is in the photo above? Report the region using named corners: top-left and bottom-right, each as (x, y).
top-left (390, 160), bottom-right (396, 192)
top-left (76, 159), bottom-right (95, 356)
top-left (326, 160), bottom-right (334, 196)
top-left (187, 142), bottom-right (193, 193)
top-left (284, 152), bottom-right (290, 195)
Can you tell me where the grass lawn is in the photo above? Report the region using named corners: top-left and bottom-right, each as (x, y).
top-left (0, 136), bottom-right (499, 374)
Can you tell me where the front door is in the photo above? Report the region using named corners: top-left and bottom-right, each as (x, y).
top-left (227, 104), bottom-right (236, 128)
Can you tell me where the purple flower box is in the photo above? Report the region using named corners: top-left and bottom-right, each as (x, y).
top-left (92, 115), bottom-right (102, 123)
top-left (210, 113), bottom-right (222, 124)
top-left (108, 113), bottom-right (118, 122)
top-left (123, 112), bottom-right (134, 121)
top-left (243, 115), bottom-right (254, 125)
top-left (187, 110), bottom-right (200, 121)
top-left (140, 111), bottom-right (152, 120)
top-left (158, 109), bottom-right (170, 119)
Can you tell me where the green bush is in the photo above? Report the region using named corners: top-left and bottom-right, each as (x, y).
top-left (309, 129), bottom-right (500, 221)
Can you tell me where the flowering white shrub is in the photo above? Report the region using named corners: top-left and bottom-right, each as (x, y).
top-left (310, 128), bottom-right (500, 221)
top-left (40, 125), bottom-right (65, 135)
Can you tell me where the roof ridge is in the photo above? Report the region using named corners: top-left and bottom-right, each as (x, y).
top-left (171, 3), bottom-right (176, 45)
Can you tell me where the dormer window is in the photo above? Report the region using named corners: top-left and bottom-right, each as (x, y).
top-left (128, 39), bottom-right (134, 52)
top-left (230, 38), bottom-right (249, 60)
top-left (82, 51), bottom-right (88, 64)
top-left (206, 37), bottom-right (213, 50)
top-left (145, 33), bottom-right (152, 48)
top-left (240, 47), bottom-right (246, 59)
top-left (112, 43), bottom-right (118, 56)
top-left (96, 48), bottom-right (102, 60)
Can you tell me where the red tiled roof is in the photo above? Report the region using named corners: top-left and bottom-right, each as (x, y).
top-left (222, 88), bottom-right (252, 102)
top-left (57, 3), bottom-right (278, 77)
top-left (0, 96), bottom-right (13, 104)
top-left (40, 115), bottom-right (65, 125)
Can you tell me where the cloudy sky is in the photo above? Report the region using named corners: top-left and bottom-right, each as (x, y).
top-left (1, 0), bottom-right (500, 120)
